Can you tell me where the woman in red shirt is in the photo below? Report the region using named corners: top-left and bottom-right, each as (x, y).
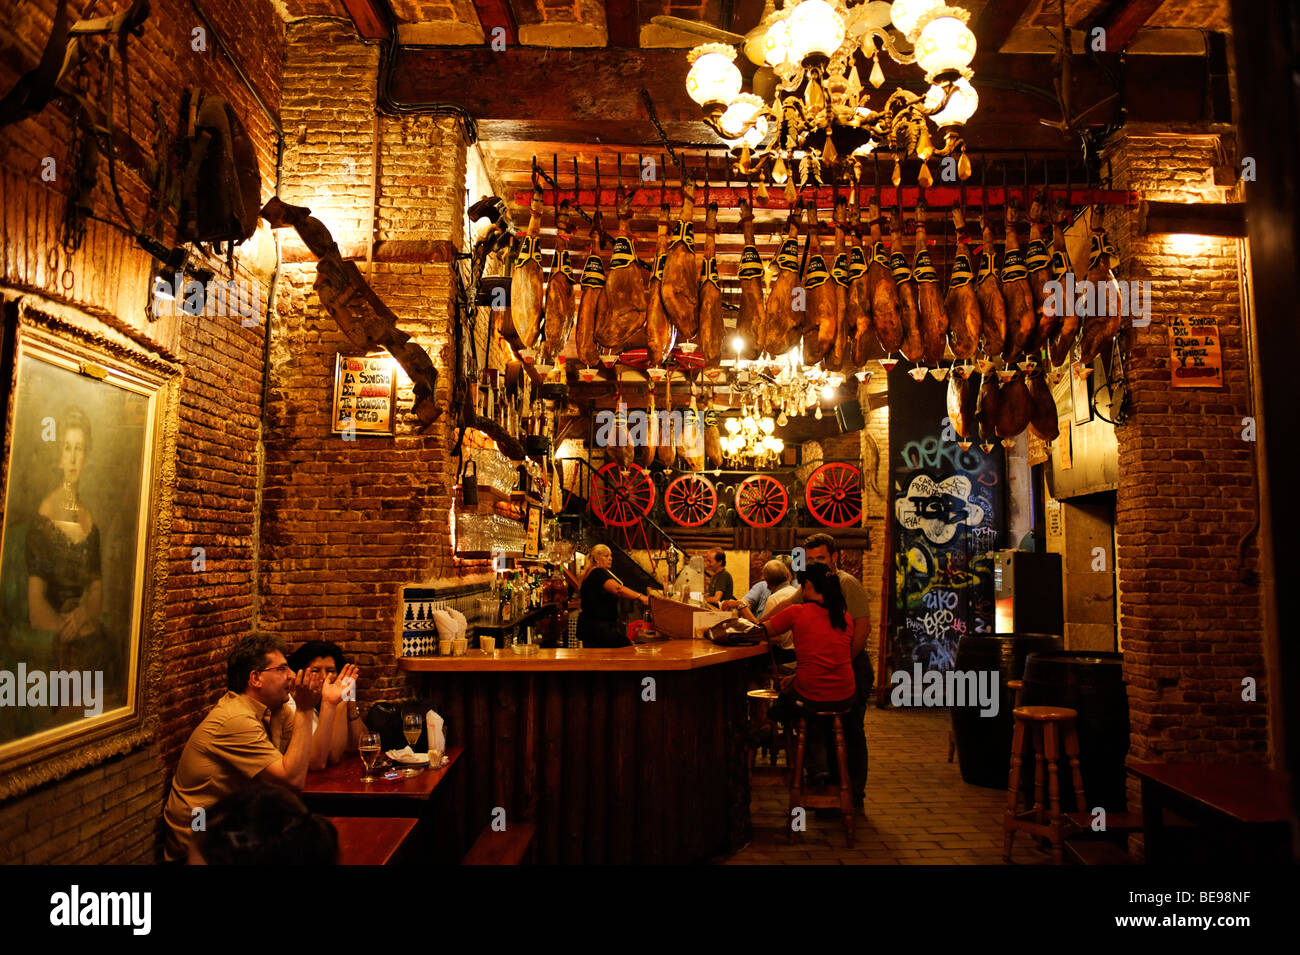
top-left (760, 563), bottom-right (855, 705)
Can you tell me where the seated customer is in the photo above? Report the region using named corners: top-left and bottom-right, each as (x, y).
top-left (758, 563), bottom-right (855, 707)
top-left (162, 633), bottom-right (341, 862)
top-left (188, 784), bottom-right (338, 865)
top-left (286, 640), bottom-right (362, 769)
top-left (732, 560), bottom-right (797, 674)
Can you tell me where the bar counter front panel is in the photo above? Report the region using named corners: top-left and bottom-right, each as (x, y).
top-left (400, 641), bottom-right (767, 864)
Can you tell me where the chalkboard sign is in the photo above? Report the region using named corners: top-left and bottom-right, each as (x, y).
top-left (887, 367), bottom-right (1006, 675)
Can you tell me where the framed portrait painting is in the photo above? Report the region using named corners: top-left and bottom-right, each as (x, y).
top-left (0, 311), bottom-right (176, 798)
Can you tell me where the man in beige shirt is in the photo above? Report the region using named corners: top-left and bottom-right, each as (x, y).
top-left (162, 632), bottom-right (354, 862)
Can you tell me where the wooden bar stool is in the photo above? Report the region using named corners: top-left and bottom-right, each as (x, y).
top-left (1007, 679), bottom-right (1025, 708)
top-left (1002, 706), bottom-right (1086, 864)
top-left (746, 688), bottom-right (782, 766)
top-left (788, 700), bottom-right (855, 847)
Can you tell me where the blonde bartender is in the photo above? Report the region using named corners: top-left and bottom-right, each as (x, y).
top-left (577, 544), bottom-right (649, 648)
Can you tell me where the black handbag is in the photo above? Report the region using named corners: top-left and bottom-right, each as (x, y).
top-left (704, 618), bottom-right (761, 646)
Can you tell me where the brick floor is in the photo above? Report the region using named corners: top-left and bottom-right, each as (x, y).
top-left (721, 705), bottom-right (1058, 865)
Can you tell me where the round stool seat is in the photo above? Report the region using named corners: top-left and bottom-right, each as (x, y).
top-left (1012, 705), bottom-right (1078, 722)
top-left (1006, 679), bottom-right (1023, 691)
top-left (747, 688), bottom-right (780, 701)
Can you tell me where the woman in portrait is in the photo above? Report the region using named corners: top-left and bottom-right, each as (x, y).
top-left (25, 407), bottom-right (108, 674)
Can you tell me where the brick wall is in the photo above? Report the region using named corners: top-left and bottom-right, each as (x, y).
top-left (0, 0), bottom-right (285, 862)
top-left (259, 20), bottom-right (479, 704)
top-left (1104, 126), bottom-right (1269, 766)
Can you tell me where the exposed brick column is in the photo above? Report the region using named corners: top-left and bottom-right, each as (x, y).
top-left (1103, 125), bottom-right (1269, 770)
top-left (262, 20), bottom-right (478, 703)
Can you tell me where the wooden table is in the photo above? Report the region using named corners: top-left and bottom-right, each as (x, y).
top-left (302, 746), bottom-right (463, 816)
top-left (400, 639), bottom-right (768, 864)
top-left (327, 816), bottom-right (418, 865)
top-left (304, 748), bottom-right (464, 864)
top-left (1130, 761), bottom-right (1292, 863)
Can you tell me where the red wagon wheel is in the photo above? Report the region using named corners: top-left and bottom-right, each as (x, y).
top-left (735, 475), bottom-right (789, 528)
top-left (590, 462), bottom-right (655, 528)
top-left (664, 473), bottom-right (718, 527)
top-left (805, 461), bottom-right (863, 528)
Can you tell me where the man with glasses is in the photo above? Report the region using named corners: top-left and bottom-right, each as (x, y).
top-left (162, 632), bottom-right (355, 862)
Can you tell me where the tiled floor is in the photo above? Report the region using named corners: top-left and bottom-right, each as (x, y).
top-left (722, 705), bottom-right (1057, 865)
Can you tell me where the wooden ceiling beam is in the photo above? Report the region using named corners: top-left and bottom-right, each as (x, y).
top-left (973, 0), bottom-right (1035, 53)
top-left (391, 47), bottom-right (1211, 152)
top-left (605, 0), bottom-right (640, 48)
top-left (339, 0), bottom-right (390, 41)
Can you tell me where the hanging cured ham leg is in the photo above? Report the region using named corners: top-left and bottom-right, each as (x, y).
top-left (574, 217), bottom-right (607, 368)
top-left (543, 201), bottom-right (577, 363)
top-left (508, 193), bottom-right (544, 347)
top-left (736, 199), bottom-right (764, 359)
top-left (600, 185), bottom-right (648, 353)
top-left (974, 212), bottom-right (1008, 366)
top-left (1026, 369), bottom-right (1060, 442)
top-left (827, 197), bottom-right (852, 373)
top-left (1000, 202), bottom-right (1037, 366)
top-left (995, 371), bottom-right (1032, 444)
top-left (945, 206), bottom-right (980, 362)
top-left (766, 206), bottom-right (804, 357)
top-left (661, 180), bottom-right (699, 340)
top-left (889, 208), bottom-right (924, 366)
top-left (1047, 205), bottom-right (1080, 368)
top-left (1025, 192), bottom-right (1056, 351)
top-left (849, 186), bottom-right (876, 365)
top-left (975, 372), bottom-right (999, 451)
top-left (645, 203), bottom-right (673, 365)
top-left (913, 199), bottom-right (950, 369)
top-left (1077, 205), bottom-right (1123, 367)
top-left (866, 194), bottom-right (902, 359)
top-left (801, 200), bottom-right (838, 367)
top-left (698, 203), bottom-right (724, 366)
top-left (947, 372), bottom-right (978, 444)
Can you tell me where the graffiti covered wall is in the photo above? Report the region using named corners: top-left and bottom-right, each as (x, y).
top-left (887, 368), bottom-right (1006, 674)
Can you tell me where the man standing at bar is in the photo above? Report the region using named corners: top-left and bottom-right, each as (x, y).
top-left (703, 548), bottom-right (735, 608)
top-left (162, 633), bottom-right (349, 861)
top-left (769, 533), bottom-right (872, 811)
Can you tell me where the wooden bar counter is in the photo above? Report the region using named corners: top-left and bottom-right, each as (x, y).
top-left (399, 640), bottom-right (767, 864)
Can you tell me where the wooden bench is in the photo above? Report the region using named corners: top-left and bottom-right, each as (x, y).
top-left (327, 816), bottom-right (418, 865)
top-left (462, 822), bottom-right (537, 865)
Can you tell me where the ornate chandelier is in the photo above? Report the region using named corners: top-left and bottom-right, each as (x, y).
top-left (684, 0), bottom-right (978, 187)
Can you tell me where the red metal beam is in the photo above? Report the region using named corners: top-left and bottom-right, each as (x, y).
top-left (339, 0), bottom-right (389, 41)
top-left (473, 0), bottom-right (519, 45)
top-left (1089, 0), bottom-right (1165, 51)
top-left (510, 186), bottom-right (1139, 210)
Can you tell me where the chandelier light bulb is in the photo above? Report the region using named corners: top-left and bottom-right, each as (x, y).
top-left (731, 334), bottom-right (746, 354)
top-left (916, 15), bottom-right (976, 79)
top-left (761, 416), bottom-right (775, 434)
top-left (924, 77), bottom-right (979, 126)
top-left (890, 0), bottom-right (942, 42)
top-left (725, 417), bottom-right (741, 435)
top-left (762, 17), bottom-right (793, 67)
top-left (860, 1), bottom-right (894, 31)
top-left (821, 383), bottom-right (836, 400)
top-left (719, 93), bottom-right (765, 139)
top-left (786, 0), bottom-right (846, 65)
top-left (686, 44), bottom-right (743, 109)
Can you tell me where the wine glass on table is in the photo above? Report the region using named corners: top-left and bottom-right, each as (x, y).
top-left (401, 713), bottom-right (423, 776)
top-left (359, 731), bottom-right (382, 783)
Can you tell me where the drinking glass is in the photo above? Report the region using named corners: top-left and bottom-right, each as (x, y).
top-left (359, 731), bottom-right (382, 782)
top-left (401, 713), bottom-right (423, 776)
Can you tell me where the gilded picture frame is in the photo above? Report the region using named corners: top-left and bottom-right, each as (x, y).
top-left (0, 307), bottom-right (176, 799)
